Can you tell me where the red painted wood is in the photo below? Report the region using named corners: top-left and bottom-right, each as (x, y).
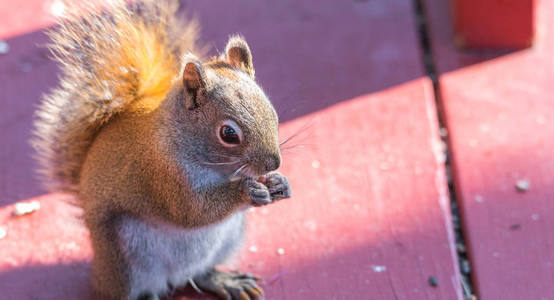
top-left (233, 79), bottom-right (463, 300)
top-left (0, 30), bottom-right (55, 205)
top-left (1, 1), bottom-right (463, 299)
top-left (0, 194), bottom-right (94, 299)
top-left (426, 0), bottom-right (554, 298)
top-left (0, 0), bottom-right (57, 39)
top-left (452, 0), bottom-right (535, 49)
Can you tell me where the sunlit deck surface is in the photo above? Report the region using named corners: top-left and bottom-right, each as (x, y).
top-left (0, 1), bottom-right (552, 299)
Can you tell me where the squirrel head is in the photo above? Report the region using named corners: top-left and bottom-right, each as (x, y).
top-left (164, 36), bottom-right (281, 179)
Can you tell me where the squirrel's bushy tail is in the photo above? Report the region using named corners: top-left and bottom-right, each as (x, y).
top-left (32, 0), bottom-right (199, 193)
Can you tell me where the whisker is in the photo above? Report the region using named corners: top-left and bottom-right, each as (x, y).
top-left (280, 144), bottom-right (311, 151)
top-left (279, 134), bottom-right (297, 147)
top-left (197, 153), bottom-right (243, 167)
top-left (243, 165), bottom-right (255, 178)
top-left (279, 119), bottom-right (316, 147)
top-left (208, 153), bottom-right (241, 160)
top-left (199, 160), bottom-right (241, 166)
top-left (232, 164), bottom-right (247, 178)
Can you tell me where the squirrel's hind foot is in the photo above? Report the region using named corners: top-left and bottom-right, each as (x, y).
top-left (192, 269), bottom-right (264, 300)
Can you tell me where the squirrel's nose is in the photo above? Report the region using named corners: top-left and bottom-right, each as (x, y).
top-left (265, 154), bottom-right (281, 172)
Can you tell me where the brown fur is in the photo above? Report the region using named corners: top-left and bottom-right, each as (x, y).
top-left (32, 0), bottom-right (200, 193)
top-left (33, 1), bottom-right (285, 299)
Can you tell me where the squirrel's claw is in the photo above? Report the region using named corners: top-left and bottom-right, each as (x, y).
top-left (245, 172), bottom-right (291, 206)
top-left (265, 172), bottom-right (291, 201)
top-left (192, 269), bottom-right (264, 300)
top-left (245, 180), bottom-right (271, 206)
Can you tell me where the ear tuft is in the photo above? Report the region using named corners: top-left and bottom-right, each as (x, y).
top-left (225, 35), bottom-right (255, 78)
top-left (182, 54), bottom-right (208, 109)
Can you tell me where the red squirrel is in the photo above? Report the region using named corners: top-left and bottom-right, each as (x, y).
top-left (32, 1), bottom-right (291, 299)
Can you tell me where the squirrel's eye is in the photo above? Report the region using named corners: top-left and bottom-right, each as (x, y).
top-left (220, 126), bottom-right (239, 144)
top-left (217, 120), bottom-right (242, 146)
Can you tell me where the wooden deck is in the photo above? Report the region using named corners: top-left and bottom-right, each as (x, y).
top-left (425, 0), bottom-right (554, 299)
top-left (0, 1), bottom-right (552, 299)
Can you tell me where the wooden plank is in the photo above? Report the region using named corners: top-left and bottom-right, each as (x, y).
top-left (0, 1), bottom-right (463, 299)
top-left (0, 194), bottom-right (94, 299)
top-left (0, 31), bottom-right (55, 206)
top-left (453, 0), bottom-right (535, 49)
top-left (426, 0), bottom-right (554, 298)
top-left (0, 0), bottom-right (57, 39)
top-left (232, 79), bottom-right (463, 300)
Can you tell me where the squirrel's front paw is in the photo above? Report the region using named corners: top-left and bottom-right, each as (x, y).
top-left (264, 172), bottom-right (291, 201)
top-left (245, 179), bottom-right (271, 206)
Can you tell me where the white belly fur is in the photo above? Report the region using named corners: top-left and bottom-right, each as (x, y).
top-left (117, 211), bottom-right (246, 299)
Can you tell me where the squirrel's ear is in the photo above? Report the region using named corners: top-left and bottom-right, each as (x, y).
top-left (182, 55), bottom-right (209, 110)
top-left (225, 35), bottom-right (255, 78)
